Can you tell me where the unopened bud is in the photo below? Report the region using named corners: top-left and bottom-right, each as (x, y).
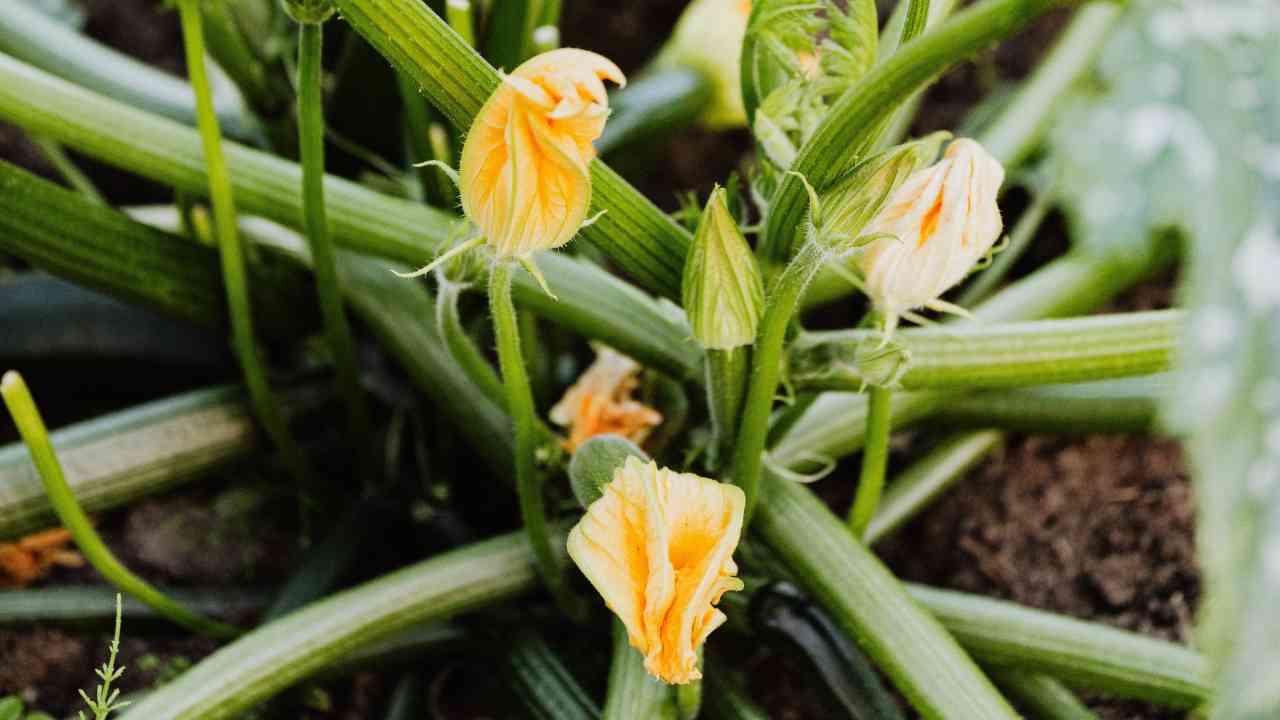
top-left (682, 186), bottom-right (765, 349)
top-left (281, 0), bottom-right (334, 24)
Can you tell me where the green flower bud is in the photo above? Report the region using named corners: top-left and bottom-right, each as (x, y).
top-left (281, 0), bottom-right (334, 24)
top-left (788, 333), bottom-right (913, 389)
top-left (816, 132), bottom-right (949, 248)
top-left (682, 187), bottom-right (765, 350)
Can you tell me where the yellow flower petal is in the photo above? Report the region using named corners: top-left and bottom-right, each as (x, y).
top-left (459, 49), bottom-right (625, 259)
top-left (856, 138), bottom-right (1005, 315)
top-left (550, 345), bottom-right (662, 452)
top-left (567, 457), bottom-right (745, 684)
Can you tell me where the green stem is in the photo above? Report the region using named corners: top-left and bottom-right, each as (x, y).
top-left (0, 372), bottom-right (241, 640)
top-left (117, 532), bottom-right (537, 719)
top-left (437, 280), bottom-right (505, 407)
top-left (0, 385), bottom-right (277, 541)
top-left (445, 0), bottom-right (475, 46)
top-left (848, 384), bottom-right (892, 536)
top-left (0, 585), bottom-right (268, 630)
top-left (909, 584), bottom-right (1210, 707)
top-left (30, 135), bottom-right (104, 204)
top-left (396, 71), bottom-right (451, 205)
top-left (489, 261), bottom-right (570, 613)
top-left (602, 620), bottom-right (673, 719)
top-left (928, 377), bottom-right (1164, 435)
top-left (705, 347), bottom-right (747, 472)
top-left (789, 310), bottom-right (1180, 392)
top-left (176, 0), bottom-right (310, 486)
top-left (731, 239), bottom-right (829, 521)
top-left (297, 19), bottom-right (372, 473)
top-left (760, 0), bottom-right (1069, 268)
top-left (864, 430), bottom-right (1003, 544)
top-left (989, 669), bottom-right (1099, 720)
top-left (0, 54), bottom-right (700, 376)
top-left (505, 629), bottom-right (600, 720)
top-left (899, 0), bottom-right (933, 45)
top-left (756, 469), bottom-right (1019, 719)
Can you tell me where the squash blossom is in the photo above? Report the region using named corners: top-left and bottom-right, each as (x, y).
top-left (550, 345), bottom-right (661, 452)
top-left (459, 48), bottom-right (625, 259)
top-left (567, 457), bottom-right (745, 684)
top-left (855, 138), bottom-right (1005, 331)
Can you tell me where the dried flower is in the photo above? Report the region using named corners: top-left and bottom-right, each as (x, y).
top-left (855, 138), bottom-right (1005, 330)
top-left (656, 0), bottom-right (753, 128)
top-left (567, 457), bottom-right (745, 683)
top-left (459, 48), bottom-right (625, 260)
top-left (0, 527), bottom-right (83, 587)
top-left (550, 345), bottom-right (661, 451)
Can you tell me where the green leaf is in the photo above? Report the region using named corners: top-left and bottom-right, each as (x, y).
top-left (1049, 1), bottom-right (1280, 715)
top-left (0, 697), bottom-right (24, 720)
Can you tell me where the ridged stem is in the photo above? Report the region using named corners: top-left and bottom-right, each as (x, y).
top-left (789, 310), bottom-right (1180, 392)
top-left (0, 372), bottom-right (241, 640)
top-left (176, 0), bottom-right (309, 485)
top-left (602, 620), bottom-right (673, 719)
top-left (989, 669), bottom-right (1099, 720)
top-left (756, 469), bottom-right (1019, 719)
top-left (848, 384), bottom-right (892, 536)
top-left (118, 531), bottom-right (538, 719)
top-left (297, 19), bottom-right (372, 470)
top-left (731, 239), bottom-right (829, 521)
top-left (705, 347), bottom-right (748, 472)
top-left (489, 261), bottom-right (572, 614)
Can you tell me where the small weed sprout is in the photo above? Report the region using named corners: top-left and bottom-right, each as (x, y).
top-left (78, 594), bottom-right (130, 720)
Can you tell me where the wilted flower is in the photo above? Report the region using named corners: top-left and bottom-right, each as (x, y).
top-left (550, 345), bottom-right (661, 451)
top-left (0, 528), bottom-right (83, 587)
top-left (655, 0), bottom-right (753, 128)
top-left (855, 138), bottom-right (1005, 331)
top-left (567, 457), bottom-right (745, 683)
top-left (459, 48), bottom-right (625, 260)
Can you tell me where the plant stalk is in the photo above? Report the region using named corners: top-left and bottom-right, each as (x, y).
top-left (705, 347), bottom-right (747, 472)
top-left (0, 372), bottom-right (241, 640)
top-left (848, 384), bottom-right (892, 537)
top-left (176, 0), bottom-right (310, 485)
top-left (297, 18), bottom-right (372, 473)
top-left (731, 239), bottom-right (829, 521)
top-left (489, 261), bottom-right (572, 614)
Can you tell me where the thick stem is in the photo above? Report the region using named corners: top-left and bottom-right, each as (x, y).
top-left (298, 20), bottom-right (372, 471)
top-left (731, 239), bottom-right (829, 521)
top-left (848, 384), bottom-right (892, 536)
top-left (489, 261), bottom-right (570, 612)
top-left (176, 0), bottom-right (309, 485)
top-left (0, 372), bottom-right (240, 639)
top-left (705, 347), bottom-right (747, 472)
top-left (602, 620), bottom-right (673, 719)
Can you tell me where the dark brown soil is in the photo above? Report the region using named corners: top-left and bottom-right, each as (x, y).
top-left (0, 1), bottom-right (1198, 719)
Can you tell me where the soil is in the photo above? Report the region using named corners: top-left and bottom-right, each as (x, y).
top-left (0, 1), bottom-right (1197, 719)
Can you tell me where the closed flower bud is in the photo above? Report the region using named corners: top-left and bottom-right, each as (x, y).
top-left (567, 457), bottom-right (745, 684)
top-left (655, 0), bottom-right (753, 128)
top-left (682, 187), bottom-right (764, 349)
top-left (856, 138), bottom-right (1005, 321)
top-left (550, 345), bottom-right (662, 452)
top-left (459, 49), bottom-right (625, 260)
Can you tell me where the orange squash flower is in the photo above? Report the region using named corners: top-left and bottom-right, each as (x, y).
top-left (550, 346), bottom-right (661, 452)
top-left (459, 49), bottom-right (626, 260)
top-left (567, 457), bottom-right (745, 684)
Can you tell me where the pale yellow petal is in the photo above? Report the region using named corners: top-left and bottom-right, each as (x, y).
top-left (459, 49), bottom-right (624, 259)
